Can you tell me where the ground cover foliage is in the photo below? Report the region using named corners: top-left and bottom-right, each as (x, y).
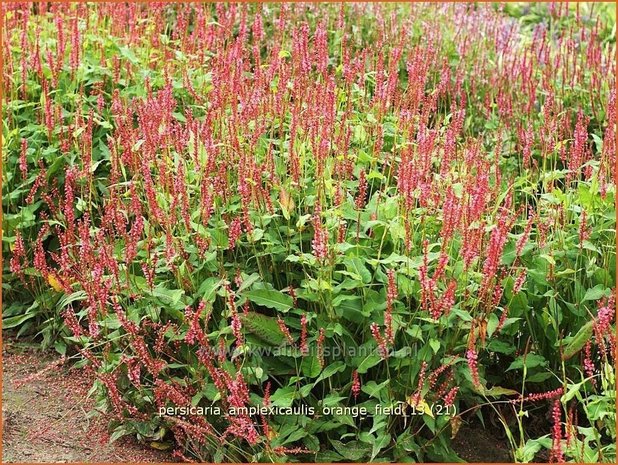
top-left (2, 2), bottom-right (617, 463)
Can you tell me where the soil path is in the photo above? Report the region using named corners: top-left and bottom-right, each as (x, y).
top-left (2, 340), bottom-right (174, 463)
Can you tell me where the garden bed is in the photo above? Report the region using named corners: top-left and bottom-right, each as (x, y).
top-left (2, 2), bottom-right (616, 463)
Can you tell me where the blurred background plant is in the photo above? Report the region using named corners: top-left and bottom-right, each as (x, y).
top-left (2, 2), bottom-right (615, 462)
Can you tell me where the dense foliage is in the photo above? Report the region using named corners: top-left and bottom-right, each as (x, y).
top-left (2, 2), bottom-right (616, 463)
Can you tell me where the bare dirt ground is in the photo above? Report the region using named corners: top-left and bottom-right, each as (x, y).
top-left (451, 424), bottom-right (512, 462)
top-left (2, 339), bottom-right (174, 463)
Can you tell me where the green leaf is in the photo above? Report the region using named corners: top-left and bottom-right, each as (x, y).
top-left (361, 380), bottom-right (389, 400)
top-left (516, 438), bottom-right (546, 463)
top-left (330, 440), bottom-right (371, 461)
top-left (487, 312), bottom-right (500, 337)
top-left (119, 45), bottom-right (139, 64)
top-left (429, 338), bottom-right (440, 354)
top-left (197, 277), bottom-right (222, 302)
top-left (244, 289), bottom-right (293, 312)
top-left (301, 356), bottom-right (322, 378)
top-left (321, 395), bottom-right (347, 407)
top-left (483, 386), bottom-right (519, 397)
top-left (149, 287), bottom-right (185, 309)
top-left (357, 353), bottom-right (382, 374)
top-left (507, 354), bottom-right (548, 371)
top-left (239, 312), bottom-right (287, 346)
top-left (236, 273), bottom-right (260, 293)
top-left (303, 434), bottom-right (320, 452)
top-left (487, 340), bottom-right (516, 355)
top-left (3, 311), bottom-right (37, 329)
top-left (371, 433), bottom-right (391, 460)
top-left (562, 379), bottom-right (589, 403)
top-left (333, 295), bottom-right (369, 323)
top-left (54, 340), bottom-right (67, 356)
top-left (57, 290), bottom-right (87, 309)
top-left (343, 257), bottom-right (372, 284)
top-left (582, 285), bottom-right (610, 302)
top-left (270, 386), bottom-right (296, 408)
top-left (315, 361), bottom-right (346, 384)
top-left (562, 320), bottom-right (594, 360)
top-left (315, 451), bottom-right (345, 462)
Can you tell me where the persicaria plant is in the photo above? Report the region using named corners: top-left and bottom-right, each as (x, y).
top-left (2, 2), bottom-right (616, 463)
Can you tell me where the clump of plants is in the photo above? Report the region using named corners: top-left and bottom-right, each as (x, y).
top-left (3, 2), bottom-right (616, 462)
